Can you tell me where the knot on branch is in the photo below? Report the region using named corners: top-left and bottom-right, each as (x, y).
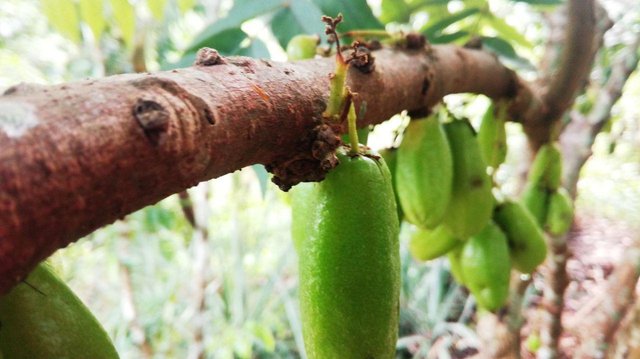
top-left (346, 41), bottom-right (376, 73)
top-left (266, 123), bottom-right (341, 191)
top-left (194, 47), bottom-right (225, 66)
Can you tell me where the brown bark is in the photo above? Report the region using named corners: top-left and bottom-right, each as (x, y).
top-left (524, 0), bottom-right (598, 149)
top-left (0, 44), bottom-right (524, 293)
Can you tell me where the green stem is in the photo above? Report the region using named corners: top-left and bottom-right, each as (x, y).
top-left (347, 103), bottom-right (359, 155)
top-left (340, 29), bottom-right (392, 38)
top-left (323, 55), bottom-right (348, 120)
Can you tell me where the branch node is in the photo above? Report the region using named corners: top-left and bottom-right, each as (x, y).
top-left (266, 123), bottom-right (341, 191)
top-left (133, 99), bottom-right (170, 145)
top-left (194, 47), bottom-right (226, 66)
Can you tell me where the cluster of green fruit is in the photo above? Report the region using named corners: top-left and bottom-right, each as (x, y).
top-left (287, 30), bottom-right (575, 357)
top-left (384, 105), bottom-right (573, 311)
top-left (521, 143), bottom-right (574, 236)
top-left (0, 263), bottom-right (119, 359)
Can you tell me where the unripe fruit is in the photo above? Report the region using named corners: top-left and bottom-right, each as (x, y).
top-left (286, 34), bottom-right (319, 61)
top-left (529, 143), bottom-right (562, 190)
top-left (460, 221), bottom-right (511, 311)
top-left (545, 187), bottom-right (574, 236)
top-left (409, 225), bottom-right (461, 261)
top-left (494, 200), bottom-right (547, 273)
top-left (447, 245), bottom-right (466, 285)
top-left (296, 148), bottom-right (400, 359)
top-left (0, 263), bottom-right (119, 359)
top-left (477, 102), bottom-right (507, 169)
top-left (521, 182), bottom-right (550, 226)
top-left (379, 147), bottom-right (403, 222)
top-left (443, 119), bottom-right (494, 238)
top-left (397, 116), bottom-right (453, 229)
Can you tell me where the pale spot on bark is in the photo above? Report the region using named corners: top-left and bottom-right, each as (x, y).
top-left (0, 102), bottom-right (38, 138)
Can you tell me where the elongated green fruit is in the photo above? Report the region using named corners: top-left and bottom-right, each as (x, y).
top-left (397, 116), bottom-right (453, 229)
top-left (477, 102), bottom-right (507, 169)
top-left (297, 148), bottom-right (400, 359)
top-left (447, 245), bottom-right (466, 284)
top-left (460, 222), bottom-right (511, 311)
top-left (529, 143), bottom-right (562, 190)
top-left (409, 225), bottom-right (461, 261)
top-left (494, 200), bottom-right (547, 273)
top-left (521, 182), bottom-right (550, 226)
top-left (545, 187), bottom-right (574, 236)
top-left (0, 263), bottom-right (119, 359)
top-left (443, 119), bottom-right (494, 238)
top-left (286, 34), bottom-right (319, 61)
top-left (291, 182), bottom-right (314, 252)
top-left (379, 147), bottom-right (403, 222)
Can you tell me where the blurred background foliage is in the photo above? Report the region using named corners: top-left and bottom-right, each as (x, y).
top-left (1, 0), bottom-right (639, 358)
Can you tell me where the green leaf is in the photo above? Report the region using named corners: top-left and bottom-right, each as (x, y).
top-left (290, 0), bottom-right (325, 35)
top-left (166, 28), bottom-right (247, 70)
top-left (270, 1), bottom-right (324, 49)
top-left (187, 0), bottom-right (284, 52)
top-left (380, 0), bottom-right (411, 24)
top-left (430, 30), bottom-right (469, 44)
top-left (422, 8), bottom-right (480, 38)
top-left (481, 36), bottom-right (534, 69)
top-left (271, 8), bottom-right (305, 48)
top-left (42, 0), bottom-right (81, 43)
top-left (79, 0), bottom-right (106, 41)
top-left (147, 0), bottom-right (168, 21)
top-left (109, 0), bottom-right (136, 48)
top-left (481, 36), bottom-right (517, 59)
top-left (235, 38), bottom-right (270, 59)
top-left (485, 14), bottom-right (533, 49)
top-left (312, 0), bottom-right (384, 30)
top-left (177, 0), bottom-right (196, 13)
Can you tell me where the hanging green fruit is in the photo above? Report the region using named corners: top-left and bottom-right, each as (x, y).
top-left (442, 119), bottom-right (494, 238)
top-left (0, 263), bottom-right (119, 359)
top-left (460, 221), bottom-right (511, 311)
top-left (396, 115), bottom-right (453, 229)
top-left (494, 200), bottom-right (547, 273)
top-left (297, 148), bottom-right (400, 359)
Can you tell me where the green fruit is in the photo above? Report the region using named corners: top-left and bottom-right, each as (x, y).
top-left (494, 200), bottom-right (547, 273)
top-left (0, 263), bottom-right (119, 359)
top-left (291, 182), bottom-right (314, 252)
top-left (379, 147), bottom-right (403, 222)
top-left (545, 187), bottom-right (574, 236)
top-left (521, 182), bottom-right (550, 226)
top-left (443, 119), bottom-right (494, 238)
top-left (286, 34), bottom-right (319, 61)
top-left (297, 147), bottom-right (400, 359)
top-left (396, 116), bottom-right (453, 229)
top-left (409, 225), bottom-right (461, 261)
top-left (447, 245), bottom-right (465, 284)
top-left (477, 102), bottom-right (507, 169)
top-left (460, 221), bottom-right (511, 311)
top-left (529, 143), bottom-right (562, 190)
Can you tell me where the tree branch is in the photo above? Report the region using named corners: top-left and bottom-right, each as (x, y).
top-left (524, 0), bottom-right (598, 148)
top-left (0, 44), bottom-right (525, 294)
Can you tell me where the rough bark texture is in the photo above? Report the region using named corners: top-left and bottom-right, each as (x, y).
top-left (0, 44), bottom-right (522, 294)
top-left (524, 0), bottom-right (597, 149)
